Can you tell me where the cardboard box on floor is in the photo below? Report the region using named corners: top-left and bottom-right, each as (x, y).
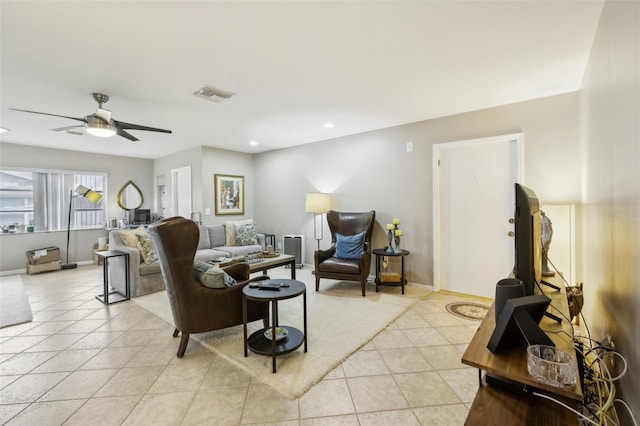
top-left (27, 261), bottom-right (62, 274)
top-left (26, 246), bottom-right (61, 265)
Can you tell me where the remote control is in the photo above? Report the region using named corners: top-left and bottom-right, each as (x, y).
top-left (258, 286), bottom-right (280, 291)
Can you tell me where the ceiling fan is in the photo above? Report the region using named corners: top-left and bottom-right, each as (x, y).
top-left (10, 93), bottom-right (172, 141)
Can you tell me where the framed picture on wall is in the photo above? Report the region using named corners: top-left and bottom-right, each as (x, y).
top-left (214, 174), bottom-right (244, 215)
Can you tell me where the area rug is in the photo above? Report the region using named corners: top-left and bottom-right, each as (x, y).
top-left (445, 302), bottom-right (490, 322)
top-left (0, 275), bottom-right (33, 328)
top-left (134, 279), bottom-right (430, 399)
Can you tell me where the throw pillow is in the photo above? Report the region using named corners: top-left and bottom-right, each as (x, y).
top-left (193, 261), bottom-right (237, 289)
top-left (335, 231), bottom-right (366, 260)
top-left (234, 223), bottom-right (258, 246)
top-left (224, 219), bottom-right (253, 245)
top-left (118, 226), bottom-right (147, 249)
top-left (136, 233), bottom-right (158, 264)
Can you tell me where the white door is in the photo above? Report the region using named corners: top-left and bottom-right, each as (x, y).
top-left (433, 134), bottom-right (523, 299)
top-left (172, 166), bottom-right (192, 218)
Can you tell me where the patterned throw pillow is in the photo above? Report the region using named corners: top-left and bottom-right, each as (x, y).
top-left (224, 219), bottom-right (253, 245)
top-left (193, 261), bottom-right (237, 288)
top-left (234, 223), bottom-right (258, 246)
top-left (136, 233), bottom-right (158, 264)
top-left (118, 226), bottom-right (147, 249)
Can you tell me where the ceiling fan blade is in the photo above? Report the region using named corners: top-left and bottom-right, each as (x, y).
top-left (116, 128), bottom-right (139, 142)
top-left (51, 125), bottom-right (84, 132)
top-left (113, 120), bottom-right (172, 134)
top-left (9, 108), bottom-right (87, 123)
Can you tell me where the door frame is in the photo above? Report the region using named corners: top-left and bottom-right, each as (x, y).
top-left (432, 133), bottom-right (524, 293)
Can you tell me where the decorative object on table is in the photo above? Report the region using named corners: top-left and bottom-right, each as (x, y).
top-left (214, 174), bottom-right (244, 215)
top-left (445, 302), bottom-right (490, 322)
top-left (62, 185), bottom-right (103, 270)
top-left (392, 218), bottom-right (402, 253)
top-left (494, 278), bottom-right (525, 324)
top-left (305, 192), bottom-right (332, 250)
top-left (386, 223), bottom-right (394, 253)
top-left (541, 210), bottom-right (555, 276)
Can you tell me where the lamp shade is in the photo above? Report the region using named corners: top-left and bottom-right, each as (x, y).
top-left (305, 193), bottom-right (331, 213)
top-left (75, 185), bottom-right (103, 204)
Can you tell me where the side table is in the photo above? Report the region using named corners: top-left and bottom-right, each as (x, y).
top-left (372, 248), bottom-right (410, 294)
top-left (242, 279), bottom-right (307, 373)
top-left (262, 233), bottom-right (276, 250)
top-left (95, 250), bottom-right (130, 305)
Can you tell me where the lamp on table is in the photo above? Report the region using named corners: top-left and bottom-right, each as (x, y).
top-left (62, 185), bottom-right (103, 270)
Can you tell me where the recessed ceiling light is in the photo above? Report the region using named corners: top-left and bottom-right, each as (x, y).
top-left (0, 127), bottom-right (8, 133)
top-left (249, 140), bottom-right (259, 146)
top-left (324, 122), bottom-right (335, 128)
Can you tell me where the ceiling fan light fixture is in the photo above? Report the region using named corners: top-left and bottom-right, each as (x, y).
top-left (85, 121), bottom-right (117, 137)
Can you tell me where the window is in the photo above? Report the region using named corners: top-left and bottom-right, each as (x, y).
top-left (0, 168), bottom-right (106, 232)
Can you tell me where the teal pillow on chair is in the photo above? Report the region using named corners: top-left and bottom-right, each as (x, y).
top-left (335, 232), bottom-right (365, 260)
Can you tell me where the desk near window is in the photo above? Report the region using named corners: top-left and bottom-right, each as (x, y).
top-left (462, 274), bottom-right (581, 425)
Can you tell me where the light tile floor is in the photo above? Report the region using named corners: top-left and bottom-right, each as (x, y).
top-left (0, 265), bottom-right (489, 425)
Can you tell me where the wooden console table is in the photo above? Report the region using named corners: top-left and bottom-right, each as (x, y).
top-left (462, 275), bottom-right (582, 425)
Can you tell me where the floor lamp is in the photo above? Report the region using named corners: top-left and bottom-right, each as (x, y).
top-left (305, 192), bottom-right (331, 250)
top-left (62, 185), bottom-right (103, 270)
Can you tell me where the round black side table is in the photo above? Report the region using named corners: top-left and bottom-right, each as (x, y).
top-left (372, 248), bottom-right (410, 294)
top-left (242, 278), bottom-right (307, 373)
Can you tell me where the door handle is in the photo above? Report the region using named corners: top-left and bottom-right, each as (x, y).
top-left (507, 231), bottom-right (515, 237)
top-left (508, 218), bottom-right (515, 224)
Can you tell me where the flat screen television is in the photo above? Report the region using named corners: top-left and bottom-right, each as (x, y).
top-left (514, 183), bottom-right (542, 296)
top-left (133, 209), bottom-right (151, 225)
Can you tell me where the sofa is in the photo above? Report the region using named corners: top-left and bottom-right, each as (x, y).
top-left (108, 220), bottom-right (265, 298)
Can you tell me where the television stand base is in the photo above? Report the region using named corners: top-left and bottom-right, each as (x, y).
top-left (540, 280), bottom-right (561, 291)
top-left (544, 311), bottom-right (563, 323)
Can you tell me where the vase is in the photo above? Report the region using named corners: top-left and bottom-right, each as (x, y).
top-left (394, 236), bottom-right (400, 253)
top-left (386, 230), bottom-right (394, 253)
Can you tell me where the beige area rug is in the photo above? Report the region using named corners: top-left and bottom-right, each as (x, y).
top-left (134, 276), bottom-right (430, 399)
top-left (0, 275), bottom-right (33, 328)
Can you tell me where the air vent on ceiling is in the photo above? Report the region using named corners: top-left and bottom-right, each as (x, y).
top-left (193, 85), bottom-right (235, 103)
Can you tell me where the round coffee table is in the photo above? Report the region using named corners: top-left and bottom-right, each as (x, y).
top-left (242, 278), bottom-right (307, 373)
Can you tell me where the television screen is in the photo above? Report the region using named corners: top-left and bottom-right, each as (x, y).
top-left (134, 209), bottom-right (151, 225)
top-left (514, 183), bottom-right (542, 296)
top-left (487, 294), bottom-right (555, 353)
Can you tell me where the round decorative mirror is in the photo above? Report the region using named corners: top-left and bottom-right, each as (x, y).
top-left (117, 180), bottom-right (143, 210)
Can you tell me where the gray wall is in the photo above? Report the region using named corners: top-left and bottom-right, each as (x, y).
top-left (0, 143), bottom-right (153, 272)
top-left (254, 92), bottom-right (580, 285)
top-left (579, 1), bottom-right (639, 421)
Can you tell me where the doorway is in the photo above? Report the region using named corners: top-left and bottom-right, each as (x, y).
top-left (171, 166), bottom-right (192, 219)
top-left (433, 133), bottom-right (523, 299)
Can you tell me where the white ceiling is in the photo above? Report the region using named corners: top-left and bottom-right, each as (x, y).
top-left (0, 1), bottom-right (604, 160)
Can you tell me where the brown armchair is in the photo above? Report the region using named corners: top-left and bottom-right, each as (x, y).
top-left (148, 216), bottom-right (269, 358)
top-left (314, 210), bottom-right (376, 296)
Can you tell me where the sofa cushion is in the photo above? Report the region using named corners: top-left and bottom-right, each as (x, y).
top-left (139, 261), bottom-right (162, 276)
top-left (197, 225), bottom-right (210, 250)
top-left (194, 248), bottom-right (231, 263)
top-left (335, 231), bottom-right (365, 260)
top-left (136, 233), bottom-right (158, 264)
top-left (233, 222), bottom-right (258, 246)
top-left (193, 261), bottom-right (237, 289)
top-left (224, 219), bottom-right (253, 245)
top-left (207, 224), bottom-right (226, 248)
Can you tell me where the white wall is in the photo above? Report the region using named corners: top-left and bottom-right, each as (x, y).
top-left (0, 143), bottom-right (153, 272)
top-left (579, 1), bottom-right (639, 421)
top-left (254, 92), bottom-right (581, 285)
